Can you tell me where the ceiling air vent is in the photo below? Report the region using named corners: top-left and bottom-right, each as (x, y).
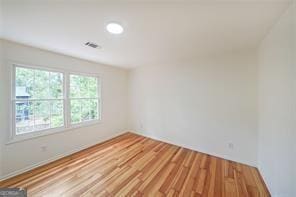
top-left (85, 42), bottom-right (101, 49)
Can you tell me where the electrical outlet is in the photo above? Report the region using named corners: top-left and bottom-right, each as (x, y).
top-left (228, 143), bottom-right (234, 150)
top-left (140, 122), bottom-right (144, 129)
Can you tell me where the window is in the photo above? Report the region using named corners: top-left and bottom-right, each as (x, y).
top-left (12, 64), bottom-right (101, 139)
top-left (14, 67), bottom-right (64, 135)
top-left (69, 74), bottom-right (100, 124)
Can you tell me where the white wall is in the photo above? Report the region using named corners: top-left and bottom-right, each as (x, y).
top-left (0, 38), bottom-right (4, 178)
top-left (257, 3), bottom-right (296, 197)
top-left (0, 39), bottom-right (128, 179)
top-left (294, 2), bottom-right (296, 194)
top-left (128, 51), bottom-right (258, 166)
top-left (293, 2), bottom-right (296, 195)
top-left (0, 0), bottom-right (3, 37)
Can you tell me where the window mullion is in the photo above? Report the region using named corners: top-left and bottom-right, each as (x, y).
top-left (14, 98), bottom-right (64, 102)
top-left (64, 97), bottom-right (98, 100)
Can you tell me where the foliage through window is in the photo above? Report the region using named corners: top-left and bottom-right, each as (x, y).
top-left (70, 74), bottom-right (100, 124)
top-left (13, 65), bottom-right (101, 137)
top-left (14, 67), bottom-right (64, 135)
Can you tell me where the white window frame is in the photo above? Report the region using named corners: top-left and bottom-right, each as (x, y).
top-left (9, 63), bottom-right (102, 143)
top-left (67, 72), bottom-right (102, 127)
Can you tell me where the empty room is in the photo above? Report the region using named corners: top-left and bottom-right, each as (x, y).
top-left (0, 0), bottom-right (295, 196)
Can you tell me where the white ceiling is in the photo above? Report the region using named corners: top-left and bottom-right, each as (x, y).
top-left (0, 0), bottom-right (291, 68)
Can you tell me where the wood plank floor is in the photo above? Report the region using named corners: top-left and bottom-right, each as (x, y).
top-left (0, 132), bottom-right (270, 197)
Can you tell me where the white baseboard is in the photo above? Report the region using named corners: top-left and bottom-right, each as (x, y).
top-left (0, 131), bottom-right (127, 182)
top-left (130, 131), bottom-right (257, 167)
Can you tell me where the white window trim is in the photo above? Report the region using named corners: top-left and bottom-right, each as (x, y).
top-left (8, 62), bottom-right (102, 144)
top-left (68, 72), bottom-right (102, 126)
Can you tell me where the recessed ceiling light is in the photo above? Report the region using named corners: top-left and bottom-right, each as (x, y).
top-left (106, 22), bottom-right (124, 34)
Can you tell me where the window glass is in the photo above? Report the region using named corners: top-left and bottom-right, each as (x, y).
top-left (15, 66), bottom-right (64, 135)
top-left (69, 74), bottom-right (100, 125)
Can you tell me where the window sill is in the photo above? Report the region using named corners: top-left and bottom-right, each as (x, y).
top-left (6, 120), bottom-right (102, 145)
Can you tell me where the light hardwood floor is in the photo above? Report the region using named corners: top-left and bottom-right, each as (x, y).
top-left (0, 132), bottom-right (270, 197)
